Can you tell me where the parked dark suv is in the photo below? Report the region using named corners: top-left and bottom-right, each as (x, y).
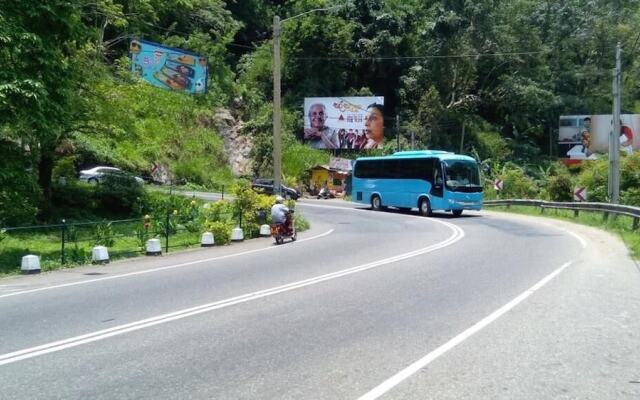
top-left (251, 179), bottom-right (300, 200)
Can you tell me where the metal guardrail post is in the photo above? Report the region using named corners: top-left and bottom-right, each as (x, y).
top-left (484, 200), bottom-right (640, 229)
top-left (165, 210), bottom-right (170, 253)
top-left (61, 219), bottom-right (66, 265)
top-left (221, 185), bottom-right (224, 200)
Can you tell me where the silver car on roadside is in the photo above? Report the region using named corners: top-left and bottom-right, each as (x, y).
top-left (79, 166), bottom-right (144, 185)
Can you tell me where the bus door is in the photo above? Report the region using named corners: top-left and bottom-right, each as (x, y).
top-left (429, 161), bottom-right (446, 210)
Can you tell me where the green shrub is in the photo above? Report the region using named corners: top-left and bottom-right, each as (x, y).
top-left (472, 129), bottom-right (512, 163)
top-left (52, 183), bottom-right (97, 217)
top-left (204, 221), bottom-right (232, 245)
top-left (96, 174), bottom-right (146, 216)
top-left (52, 156), bottom-right (78, 183)
top-left (621, 187), bottom-right (640, 206)
top-left (576, 159), bottom-right (608, 202)
top-left (499, 165), bottom-right (539, 199)
top-left (93, 221), bottom-right (115, 247)
top-left (231, 180), bottom-right (274, 227)
top-left (0, 142), bottom-right (40, 226)
top-left (294, 213), bottom-right (310, 231)
top-left (620, 152), bottom-right (640, 192)
top-left (547, 174), bottom-right (574, 202)
top-left (202, 199), bottom-right (232, 223)
top-left (243, 222), bottom-right (261, 238)
top-left (587, 185), bottom-right (609, 203)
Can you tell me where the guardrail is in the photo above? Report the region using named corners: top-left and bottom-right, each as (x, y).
top-left (483, 199), bottom-right (640, 230)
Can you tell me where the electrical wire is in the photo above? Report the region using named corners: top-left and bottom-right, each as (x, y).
top-left (289, 51), bottom-right (545, 61)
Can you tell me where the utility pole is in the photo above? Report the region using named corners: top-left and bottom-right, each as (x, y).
top-left (272, 15), bottom-right (283, 196)
top-left (609, 43), bottom-right (621, 204)
top-left (459, 121), bottom-right (465, 153)
top-left (271, 7), bottom-right (340, 195)
top-left (396, 115), bottom-right (400, 152)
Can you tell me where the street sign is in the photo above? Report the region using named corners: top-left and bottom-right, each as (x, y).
top-left (574, 187), bottom-right (587, 202)
top-left (494, 179), bottom-right (503, 191)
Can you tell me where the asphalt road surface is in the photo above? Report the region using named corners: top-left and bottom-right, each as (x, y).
top-left (1, 200), bottom-right (639, 399)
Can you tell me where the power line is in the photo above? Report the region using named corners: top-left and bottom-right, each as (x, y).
top-left (290, 51), bottom-right (545, 61)
top-left (138, 21), bottom-right (257, 50)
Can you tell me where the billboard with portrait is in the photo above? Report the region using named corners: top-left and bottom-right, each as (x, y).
top-left (558, 114), bottom-right (639, 162)
top-left (303, 97), bottom-right (385, 150)
top-left (129, 39), bottom-right (208, 94)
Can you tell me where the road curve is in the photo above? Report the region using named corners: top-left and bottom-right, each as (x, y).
top-left (0, 200), bottom-right (638, 399)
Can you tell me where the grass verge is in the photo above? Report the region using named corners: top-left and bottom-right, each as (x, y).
top-left (0, 213), bottom-right (312, 277)
top-left (486, 205), bottom-right (639, 260)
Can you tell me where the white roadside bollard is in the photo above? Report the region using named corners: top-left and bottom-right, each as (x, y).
top-left (201, 232), bottom-right (215, 247)
top-left (92, 246), bottom-right (110, 264)
top-left (259, 224), bottom-right (271, 237)
top-left (145, 238), bottom-right (162, 256)
top-left (231, 227), bottom-right (244, 242)
top-left (21, 255), bottom-right (41, 275)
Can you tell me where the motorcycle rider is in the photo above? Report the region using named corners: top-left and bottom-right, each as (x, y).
top-left (271, 196), bottom-right (291, 232)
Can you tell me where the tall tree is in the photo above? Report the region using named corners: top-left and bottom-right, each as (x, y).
top-left (0, 1), bottom-right (93, 219)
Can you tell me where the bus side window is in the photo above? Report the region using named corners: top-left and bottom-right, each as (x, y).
top-left (434, 165), bottom-right (443, 186)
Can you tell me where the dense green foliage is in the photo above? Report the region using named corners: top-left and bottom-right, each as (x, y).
top-left (0, 188), bottom-right (305, 274)
top-left (2, 0), bottom-right (640, 226)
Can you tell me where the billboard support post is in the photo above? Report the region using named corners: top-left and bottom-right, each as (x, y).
top-left (272, 7), bottom-right (342, 196)
top-left (396, 115), bottom-right (400, 152)
top-left (609, 43), bottom-right (621, 204)
top-left (460, 121), bottom-right (465, 153)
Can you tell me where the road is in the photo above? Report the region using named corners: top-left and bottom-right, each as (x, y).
top-left (1, 200), bottom-right (639, 399)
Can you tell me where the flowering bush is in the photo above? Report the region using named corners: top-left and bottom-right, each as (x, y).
top-left (203, 221), bottom-right (232, 245)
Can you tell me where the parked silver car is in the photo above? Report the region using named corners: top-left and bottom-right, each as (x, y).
top-left (79, 166), bottom-right (144, 185)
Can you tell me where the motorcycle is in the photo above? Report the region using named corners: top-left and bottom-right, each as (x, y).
top-left (317, 187), bottom-right (334, 199)
top-left (270, 210), bottom-right (297, 245)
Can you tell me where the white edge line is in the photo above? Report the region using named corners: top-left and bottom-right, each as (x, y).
top-left (0, 221), bottom-right (464, 366)
top-left (0, 229), bottom-right (335, 299)
top-left (357, 260), bottom-right (573, 400)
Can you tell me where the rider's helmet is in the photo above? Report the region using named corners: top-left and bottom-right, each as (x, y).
top-left (275, 195), bottom-right (284, 203)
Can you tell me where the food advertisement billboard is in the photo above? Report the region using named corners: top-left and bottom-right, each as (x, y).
top-left (129, 39), bottom-right (208, 94)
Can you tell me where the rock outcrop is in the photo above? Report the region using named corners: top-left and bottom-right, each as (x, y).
top-left (209, 108), bottom-right (253, 177)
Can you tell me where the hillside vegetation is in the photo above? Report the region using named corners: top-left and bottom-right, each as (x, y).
top-left (2, 0), bottom-right (640, 225)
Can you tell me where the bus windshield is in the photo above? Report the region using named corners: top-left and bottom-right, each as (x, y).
top-left (444, 160), bottom-right (481, 188)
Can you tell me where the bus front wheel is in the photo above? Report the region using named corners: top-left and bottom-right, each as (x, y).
top-left (452, 209), bottom-right (463, 217)
top-left (418, 198), bottom-right (432, 217)
top-left (371, 195), bottom-right (382, 211)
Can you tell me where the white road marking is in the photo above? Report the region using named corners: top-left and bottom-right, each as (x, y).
top-left (0, 229), bottom-right (335, 299)
top-left (357, 260), bottom-right (574, 400)
top-left (0, 220), bottom-right (464, 366)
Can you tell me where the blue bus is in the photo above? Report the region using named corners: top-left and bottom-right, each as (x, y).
top-left (351, 150), bottom-right (483, 216)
